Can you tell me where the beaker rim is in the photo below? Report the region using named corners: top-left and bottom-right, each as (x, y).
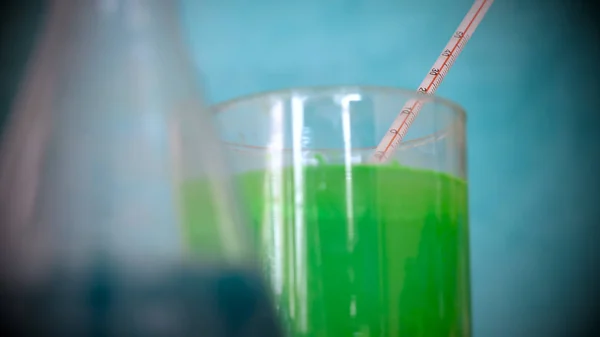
top-left (208, 85), bottom-right (466, 153)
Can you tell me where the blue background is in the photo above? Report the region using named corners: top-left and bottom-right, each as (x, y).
top-left (181, 0), bottom-right (600, 336)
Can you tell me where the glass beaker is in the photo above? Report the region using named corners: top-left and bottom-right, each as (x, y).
top-left (182, 86), bottom-right (469, 336)
top-left (0, 1), bottom-right (281, 336)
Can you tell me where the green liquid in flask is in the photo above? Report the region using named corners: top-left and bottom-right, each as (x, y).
top-left (183, 164), bottom-right (470, 337)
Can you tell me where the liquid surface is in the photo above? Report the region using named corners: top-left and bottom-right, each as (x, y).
top-left (0, 264), bottom-right (283, 337)
top-left (183, 164), bottom-right (470, 337)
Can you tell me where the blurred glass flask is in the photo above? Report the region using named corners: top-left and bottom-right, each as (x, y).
top-left (0, 1), bottom-right (282, 336)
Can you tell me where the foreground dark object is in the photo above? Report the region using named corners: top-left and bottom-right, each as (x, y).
top-left (0, 264), bottom-right (283, 337)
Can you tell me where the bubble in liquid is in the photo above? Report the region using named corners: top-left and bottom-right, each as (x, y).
top-left (313, 153), bottom-right (326, 166)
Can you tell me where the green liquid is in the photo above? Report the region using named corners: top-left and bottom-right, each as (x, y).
top-left (183, 164), bottom-right (470, 337)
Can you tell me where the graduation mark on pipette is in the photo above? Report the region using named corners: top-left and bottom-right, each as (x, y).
top-left (372, 0), bottom-right (494, 163)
